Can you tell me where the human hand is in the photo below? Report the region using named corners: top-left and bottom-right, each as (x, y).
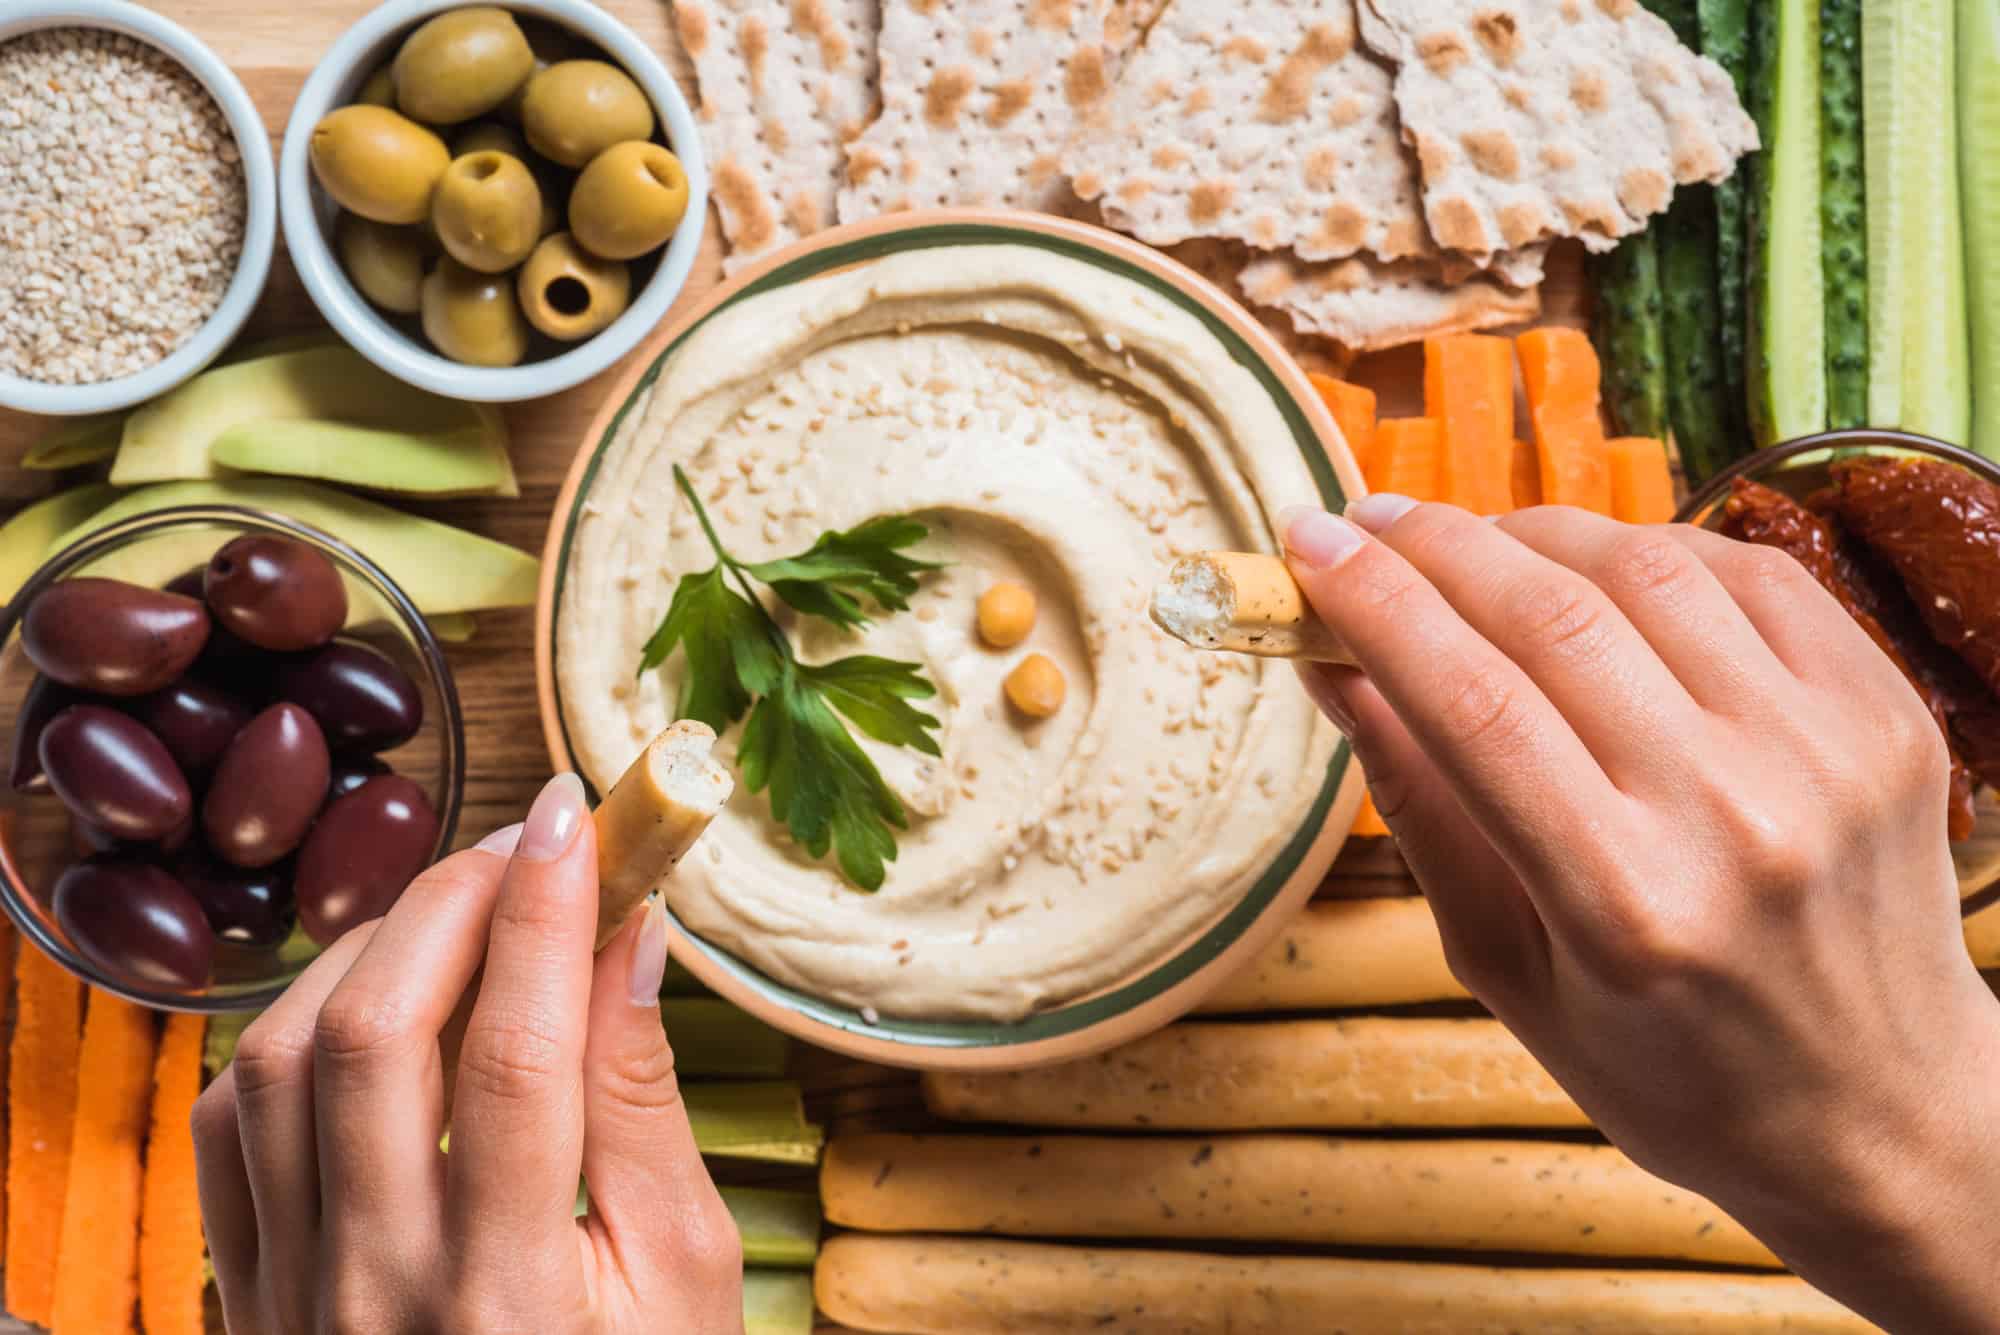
top-left (1282, 494), bottom-right (2000, 1335)
top-left (192, 773), bottom-right (744, 1334)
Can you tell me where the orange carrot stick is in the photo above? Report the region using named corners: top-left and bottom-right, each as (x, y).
top-left (1517, 327), bottom-right (1613, 514)
top-left (1351, 790), bottom-right (1392, 838)
top-left (6, 946), bottom-right (83, 1327)
top-left (1424, 335), bottom-right (1516, 515)
top-left (0, 918), bottom-right (14, 1252)
top-left (1309, 373), bottom-right (1379, 481)
top-left (1607, 437), bottom-right (1678, 524)
top-left (140, 1013), bottom-right (206, 1335)
top-left (1510, 439), bottom-right (1543, 511)
top-left (1368, 418), bottom-right (1443, 501)
top-left (51, 990), bottom-right (158, 1335)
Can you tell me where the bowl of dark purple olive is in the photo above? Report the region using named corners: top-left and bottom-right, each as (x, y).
top-left (0, 506), bottom-right (465, 1010)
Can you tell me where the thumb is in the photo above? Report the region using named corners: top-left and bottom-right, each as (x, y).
top-left (578, 900), bottom-right (742, 1300)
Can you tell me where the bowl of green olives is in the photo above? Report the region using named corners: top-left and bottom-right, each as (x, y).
top-left (279, 0), bottom-right (707, 402)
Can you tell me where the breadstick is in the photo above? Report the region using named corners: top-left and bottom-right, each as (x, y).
top-left (1200, 896), bottom-right (1469, 1012)
top-left (922, 1017), bottom-right (1586, 1129)
top-left (813, 1236), bottom-right (1879, 1335)
top-left (822, 1133), bottom-right (1776, 1267)
top-left (592, 721), bottom-right (733, 949)
top-left (1149, 551), bottom-right (1354, 663)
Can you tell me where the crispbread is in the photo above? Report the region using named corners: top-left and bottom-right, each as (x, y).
top-left (1064, 0), bottom-right (1435, 263)
top-left (674, 0), bottom-right (880, 273)
top-left (835, 0), bottom-right (1116, 220)
top-left (1237, 246), bottom-right (1541, 352)
top-left (1356, 0), bottom-right (1756, 260)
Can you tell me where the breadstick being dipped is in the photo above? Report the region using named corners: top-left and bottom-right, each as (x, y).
top-left (591, 720), bottom-right (734, 949)
top-left (1149, 551), bottom-right (1355, 663)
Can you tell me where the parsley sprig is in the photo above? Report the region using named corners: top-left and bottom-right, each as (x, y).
top-left (637, 466), bottom-right (944, 890)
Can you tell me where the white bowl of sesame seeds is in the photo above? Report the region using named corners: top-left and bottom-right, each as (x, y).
top-left (0, 1), bottom-right (275, 417)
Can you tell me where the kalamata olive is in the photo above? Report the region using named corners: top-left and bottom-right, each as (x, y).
top-left (11, 674), bottom-right (80, 790)
top-left (132, 679), bottom-right (252, 779)
top-left (295, 775), bottom-right (440, 945)
top-left (53, 860), bottom-right (215, 990)
top-left (327, 756), bottom-right (391, 803)
top-left (22, 577), bottom-right (211, 696)
top-left (203, 703), bottom-right (330, 868)
top-left (274, 642), bottom-right (423, 753)
top-left (73, 814), bottom-right (194, 857)
top-left (40, 705), bottom-right (192, 841)
top-left (204, 536), bottom-right (349, 652)
top-left (176, 853), bottom-right (295, 947)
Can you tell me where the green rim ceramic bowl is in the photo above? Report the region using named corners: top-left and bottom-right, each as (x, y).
top-left (535, 211), bottom-right (1364, 1071)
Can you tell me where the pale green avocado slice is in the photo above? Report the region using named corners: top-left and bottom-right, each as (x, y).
top-left (46, 478), bottom-right (539, 616)
top-left (0, 483), bottom-right (122, 603)
top-left (21, 415), bottom-right (122, 470)
top-left (111, 343), bottom-right (518, 498)
top-left (209, 414), bottom-right (519, 498)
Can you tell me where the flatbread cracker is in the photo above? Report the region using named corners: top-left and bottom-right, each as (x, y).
top-left (674, 0), bottom-right (880, 273)
top-left (1356, 0), bottom-right (1756, 260)
top-left (1065, 0), bottom-right (1438, 264)
top-left (1235, 246), bottom-right (1541, 352)
top-left (836, 0), bottom-right (1116, 220)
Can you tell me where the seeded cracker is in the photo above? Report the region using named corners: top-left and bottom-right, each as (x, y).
top-left (1065, 0), bottom-right (1438, 265)
top-left (1355, 0), bottom-right (1756, 262)
top-left (674, 0), bottom-right (880, 273)
top-left (835, 0), bottom-right (1116, 221)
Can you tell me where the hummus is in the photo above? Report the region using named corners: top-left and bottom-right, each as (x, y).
top-left (556, 244), bottom-right (1337, 1021)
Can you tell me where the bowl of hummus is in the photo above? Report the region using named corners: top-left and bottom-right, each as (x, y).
top-left (536, 211), bottom-right (1364, 1070)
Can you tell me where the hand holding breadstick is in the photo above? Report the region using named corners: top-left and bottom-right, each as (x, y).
top-left (590, 719), bottom-right (734, 948)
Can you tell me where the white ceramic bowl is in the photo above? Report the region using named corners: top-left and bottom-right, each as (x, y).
top-left (280, 0), bottom-right (709, 403)
top-left (0, 1), bottom-right (277, 417)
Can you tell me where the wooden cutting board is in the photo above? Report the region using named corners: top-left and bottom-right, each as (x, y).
top-left (0, 3), bottom-right (1589, 1332)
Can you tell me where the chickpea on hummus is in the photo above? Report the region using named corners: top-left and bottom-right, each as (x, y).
top-left (556, 245), bottom-right (1337, 1022)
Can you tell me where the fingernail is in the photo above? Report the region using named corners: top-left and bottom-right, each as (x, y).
top-left (519, 772), bottom-right (586, 862)
top-left (1346, 493), bottom-right (1420, 532)
top-left (475, 822), bottom-right (524, 855)
top-left (628, 898), bottom-right (668, 1007)
top-left (1281, 507), bottom-right (1365, 571)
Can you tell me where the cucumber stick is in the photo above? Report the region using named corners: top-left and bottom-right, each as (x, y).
top-left (1699, 0), bottom-right (1753, 438)
top-left (1820, 0), bottom-right (1868, 428)
top-left (1659, 190), bottom-right (1732, 482)
top-left (1589, 239), bottom-right (1670, 439)
top-left (1864, 0), bottom-right (1969, 441)
top-left (1962, 0), bottom-right (2000, 460)
top-left (1747, 0), bottom-right (1827, 445)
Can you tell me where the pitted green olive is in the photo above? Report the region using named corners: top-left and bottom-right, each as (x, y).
top-left (392, 7), bottom-right (535, 125)
top-left (355, 63), bottom-right (396, 108)
top-left (310, 106), bottom-right (451, 225)
top-left (420, 256), bottom-right (530, 367)
top-left (336, 214), bottom-right (428, 314)
top-left (568, 141), bottom-right (687, 260)
top-left (520, 60), bottom-right (655, 168)
top-left (430, 151), bottom-right (542, 273)
top-left (516, 232), bottom-right (630, 340)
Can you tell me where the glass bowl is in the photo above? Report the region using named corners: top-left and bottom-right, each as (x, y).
top-left (0, 506), bottom-right (465, 1010)
top-left (1676, 429), bottom-right (2000, 917)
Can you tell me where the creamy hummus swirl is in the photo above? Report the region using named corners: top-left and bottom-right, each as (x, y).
top-left (556, 245), bottom-right (1337, 1021)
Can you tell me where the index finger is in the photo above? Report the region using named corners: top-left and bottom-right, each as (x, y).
top-left (1281, 506), bottom-right (1623, 909)
top-left (445, 774), bottom-right (598, 1279)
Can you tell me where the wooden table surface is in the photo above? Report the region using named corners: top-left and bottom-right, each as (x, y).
top-left (0, 3), bottom-right (1587, 1330)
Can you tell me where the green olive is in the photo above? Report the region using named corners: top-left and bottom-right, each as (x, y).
top-left (421, 256), bottom-right (531, 367)
top-left (520, 60), bottom-right (655, 168)
top-left (496, 57), bottom-right (546, 123)
top-left (336, 213), bottom-right (429, 313)
top-left (430, 151), bottom-right (543, 273)
top-left (517, 232), bottom-right (630, 340)
top-left (450, 120), bottom-right (525, 159)
top-left (392, 6), bottom-right (535, 126)
top-left (569, 141), bottom-right (687, 260)
top-left (355, 63), bottom-right (397, 108)
top-left (310, 105), bottom-right (451, 225)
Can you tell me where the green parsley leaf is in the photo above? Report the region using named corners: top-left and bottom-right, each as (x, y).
top-left (743, 514), bottom-right (943, 629)
top-left (639, 467), bottom-right (946, 890)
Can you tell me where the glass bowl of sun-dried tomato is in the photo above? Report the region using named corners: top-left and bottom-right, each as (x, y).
top-left (1678, 429), bottom-right (2000, 920)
